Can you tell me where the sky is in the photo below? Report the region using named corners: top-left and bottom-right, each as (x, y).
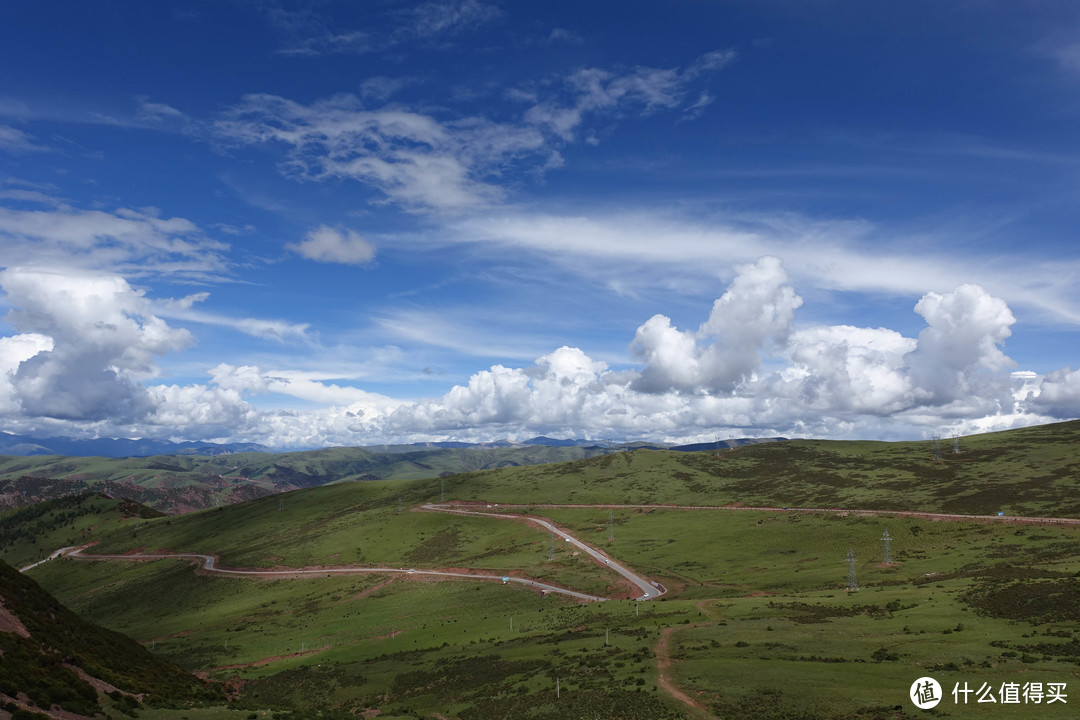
top-left (1, 0), bottom-right (1079, 449)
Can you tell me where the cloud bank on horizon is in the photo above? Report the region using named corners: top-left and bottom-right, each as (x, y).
top-left (0, 1), bottom-right (1078, 448)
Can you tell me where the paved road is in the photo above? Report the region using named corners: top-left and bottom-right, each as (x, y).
top-left (19, 545), bottom-right (82, 573)
top-left (421, 504), bottom-right (664, 600)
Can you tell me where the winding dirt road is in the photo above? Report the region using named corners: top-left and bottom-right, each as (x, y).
top-left (64, 546), bottom-right (615, 601)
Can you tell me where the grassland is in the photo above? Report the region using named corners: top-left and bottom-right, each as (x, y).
top-left (439, 419), bottom-right (1080, 517)
top-left (7, 420), bottom-right (1080, 719)
top-left (0, 445), bottom-right (611, 514)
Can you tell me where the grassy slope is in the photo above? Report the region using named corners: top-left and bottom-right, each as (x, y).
top-left (10, 420), bottom-right (1080, 719)
top-left (0, 445), bottom-right (611, 514)
top-left (0, 559), bottom-right (216, 717)
top-left (0, 493), bottom-right (162, 569)
top-left (442, 419), bottom-right (1080, 516)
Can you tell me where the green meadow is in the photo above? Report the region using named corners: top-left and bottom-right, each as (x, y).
top-left (8, 420), bottom-right (1080, 719)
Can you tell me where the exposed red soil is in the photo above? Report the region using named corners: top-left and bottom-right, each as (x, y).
top-left (0, 600), bottom-right (30, 638)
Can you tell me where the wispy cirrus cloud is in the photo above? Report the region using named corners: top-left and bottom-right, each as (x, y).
top-left (212, 49), bottom-right (736, 212)
top-left (0, 197), bottom-right (231, 281)
top-left (0, 125), bottom-right (50, 154)
top-left (263, 0), bottom-right (502, 56)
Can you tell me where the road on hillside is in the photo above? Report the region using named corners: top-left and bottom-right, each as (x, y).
top-left (430, 502), bottom-right (1080, 527)
top-left (61, 545), bottom-right (613, 602)
top-left (18, 545), bottom-right (82, 573)
top-left (421, 504), bottom-right (663, 600)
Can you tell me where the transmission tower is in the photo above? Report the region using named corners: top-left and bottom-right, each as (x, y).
top-left (847, 547), bottom-right (858, 591)
top-left (882, 529), bottom-right (892, 565)
top-left (932, 436), bottom-right (942, 462)
top-left (397, 495), bottom-right (402, 514)
top-left (549, 533), bottom-right (555, 561)
top-left (608, 509), bottom-right (614, 541)
top-left (952, 435), bottom-right (960, 454)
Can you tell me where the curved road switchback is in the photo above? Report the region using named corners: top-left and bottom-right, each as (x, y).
top-left (421, 504), bottom-right (664, 600)
top-left (54, 510), bottom-right (651, 603)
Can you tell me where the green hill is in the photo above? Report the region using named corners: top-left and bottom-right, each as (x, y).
top-left (7, 420), bottom-right (1080, 719)
top-left (0, 444), bottom-right (612, 514)
top-left (438, 419), bottom-right (1080, 517)
top-left (0, 558), bottom-right (217, 719)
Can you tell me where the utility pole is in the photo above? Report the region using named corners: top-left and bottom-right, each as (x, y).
top-left (441, 477), bottom-right (445, 502)
top-left (847, 547), bottom-right (858, 591)
top-left (608, 509), bottom-right (614, 542)
top-left (397, 495), bottom-right (402, 514)
top-left (549, 533), bottom-right (555, 561)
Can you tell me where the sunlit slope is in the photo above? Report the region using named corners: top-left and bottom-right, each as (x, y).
top-left (84, 480), bottom-right (628, 599)
top-left (443, 420), bottom-right (1080, 517)
top-left (0, 493), bottom-right (162, 570)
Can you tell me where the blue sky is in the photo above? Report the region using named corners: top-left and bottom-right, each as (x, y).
top-left (1, 0), bottom-right (1079, 448)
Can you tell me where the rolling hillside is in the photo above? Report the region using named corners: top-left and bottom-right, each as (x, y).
top-left (6, 420), bottom-right (1080, 719)
top-left (0, 558), bottom-right (217, 719)
top-left (0, 444), bottom-right (615, 514)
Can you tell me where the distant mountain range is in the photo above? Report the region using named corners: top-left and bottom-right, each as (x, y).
top-left (0, 432), bottom-right (271, 458)
top-left (0, 431), bottom-right (785, 458)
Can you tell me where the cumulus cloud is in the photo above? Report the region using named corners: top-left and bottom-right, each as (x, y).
top-left (1025, 367), bottom-right (1080, 417)
top-left (0, 255), bottom-right (1063, 449)
top-left (288, 225), bottom-right (376, 265)
top-left (0, 268), bottom-right (192, 421)
top-left (905, 284), bottom-right (1017, 405)
top-left (632, 257), bottom-right (802, 393)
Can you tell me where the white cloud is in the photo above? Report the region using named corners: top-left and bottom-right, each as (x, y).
top-left (212, 49), bottom-right (734, 213)
top-left (0, 199), bottom-right (230, 281)
top-left (153, 294), bottom-right (311, 343)
top-left (411, 0), bottom-right (501, 38)
top-left (215, 94), bottom-right (534, 211)
top-left (1025, 367), bottom-right (1080, 417)
top-left (0, 256), bottom-right (1067, 449)
top-left (523, 49), bottom-right (736, 141)
top-left (288, 225), bottom-right (376, 265)
top-left (0, 333), bottom-right (53, 413)
top-left (439, 210), bottom-right (1080, 327)
top-left (0, 268), bottom-right (192, 421)
top-left (0, 125), bottom-right (49, 153)
top-left (905, 284), bottom-right (1016, 405)
top-left (628, 257), bottom-right (803, 396)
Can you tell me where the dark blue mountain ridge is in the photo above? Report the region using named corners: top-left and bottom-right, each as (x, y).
top-left (0, 432), bottom-right (271, 458)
